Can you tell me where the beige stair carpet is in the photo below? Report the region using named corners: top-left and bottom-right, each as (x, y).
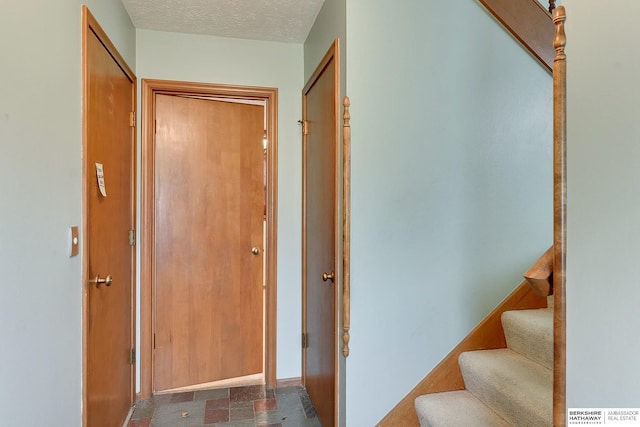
top-left (415, 306), bottom-right (553, 426)
top-left (415, 390), bottom-right (510, 427)
top-left (502, 308), bottom-right (553, 369)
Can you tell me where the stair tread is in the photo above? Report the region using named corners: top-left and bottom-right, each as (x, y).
top-left (415, 390), bottom-right (511, 427)
top-left (459, 348), bottom-right (552, 427)
top-left (502, 308), bottom-right (553, 369)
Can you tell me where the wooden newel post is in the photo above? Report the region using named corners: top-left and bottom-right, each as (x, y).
top-left (342, 96), bottom-right (351, 358)
top-left (552, 6), bottom-right (567, 427)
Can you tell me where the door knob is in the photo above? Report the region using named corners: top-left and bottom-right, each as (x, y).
top-left (322, 271), bottom-right (335, 282)
top-left (251, 247), bottom-right (261, 255)
top-left (89, 274), bottom-right (113, 288)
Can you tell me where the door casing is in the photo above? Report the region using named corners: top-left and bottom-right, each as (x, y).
top-left (81, 6), bottom-right (137, 426)
top-left (140, 79), bottom-right (278, 397)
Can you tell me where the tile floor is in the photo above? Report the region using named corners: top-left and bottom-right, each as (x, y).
top-left (128, 384), bottom-right (322, 427)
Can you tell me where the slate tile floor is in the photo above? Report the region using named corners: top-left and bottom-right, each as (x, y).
top-left (128, 384), bottom-right (322, 427)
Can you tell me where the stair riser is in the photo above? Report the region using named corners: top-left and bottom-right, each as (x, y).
top-left (415, 391), bottom-right (511, 427)
top-left (502, 309), bottom-right (553, 369)
top-left (459, 350), bottom-right (552, 427)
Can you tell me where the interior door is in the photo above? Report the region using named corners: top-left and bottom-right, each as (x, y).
top-left (84, 7), bottom-right (136, 427)
top-left (302, 41), bottom-right (339, 427)
top-left (153, 94), bottom-right (265, 391)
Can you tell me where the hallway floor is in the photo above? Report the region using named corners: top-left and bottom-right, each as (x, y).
top-left (128, 384), bottom-right (322, 427)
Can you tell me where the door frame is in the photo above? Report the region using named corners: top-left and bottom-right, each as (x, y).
top-left (81, 6), bottom-right (137, 426)
top-left (301, 39), bottom-right (341, 426)
top-left (140, 79), bottom-right (278, 397)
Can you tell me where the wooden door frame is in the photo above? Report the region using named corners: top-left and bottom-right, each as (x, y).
top-left (301, 39), bottom-right (341, 426)
top-left (81, 6), bottom-right (137, 426)
top-left (140, 79), bottom-right (278, 397)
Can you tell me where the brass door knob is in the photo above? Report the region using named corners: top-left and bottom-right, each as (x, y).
top-left (322, 271), bottom-right (335, 282)
top-left (89, 274), bottom-right (113, 288)
top-left (251, 247), bottom-right (261, 255)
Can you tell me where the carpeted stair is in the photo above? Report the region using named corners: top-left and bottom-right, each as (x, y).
top-left (415, 298), bottom-right (553, 426)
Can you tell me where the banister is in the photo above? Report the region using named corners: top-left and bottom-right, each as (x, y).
top-left (342, 96), bottom-right (351, 358)
top-left (552, 6), bottom-right (567, 427)
top-left (524, 246), bottom-right (553, 296)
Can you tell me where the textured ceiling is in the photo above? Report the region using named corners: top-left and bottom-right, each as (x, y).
top-left (122, 0), bottom-right (325, 43)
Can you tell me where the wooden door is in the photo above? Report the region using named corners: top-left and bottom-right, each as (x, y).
top-left (302, 41), bottom-right (340, 427)
top-left (153, 94), bottom-right (265, 391)
top-left (83, 7), bottom-right (136, 427)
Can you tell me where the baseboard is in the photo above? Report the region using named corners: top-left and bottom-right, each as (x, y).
top-left (377, 280), bottom-right (547, 427)
top-left (276, 377), bottom-right (303, 388)
top-left (122, 405), bottom-right (134, 427)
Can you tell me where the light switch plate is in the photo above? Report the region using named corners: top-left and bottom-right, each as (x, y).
top-left (70, 226), bottom-right (79, 257)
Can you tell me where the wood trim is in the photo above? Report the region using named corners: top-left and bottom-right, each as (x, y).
top-left (524, 246), bottom-right (553, 296)
top-left (81, 6), bottom-right (137, 426)
top-left (140, 79), bottom-right (278, 397)
top-left (341, 96), bottom-right (351, 358)
top-left (301, 94), bottom-right (307, 391)
top-left (552, 7), bottom-right (567, 427)
top-left (276, 377), bottom-right (303, 388)
top-left (478, 0), bottom-right (554, 72)
top-left (377, 281), bottom-right (547, 427)
top-left (332, 42), bottom-right (341, 427)
top-left (140, 81), bottom-right (154, 399)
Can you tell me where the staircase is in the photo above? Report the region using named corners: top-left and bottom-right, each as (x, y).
top-left (378, 7), bottom-right (568, 425)
top-left (414, 296), bottom-right (553, 426)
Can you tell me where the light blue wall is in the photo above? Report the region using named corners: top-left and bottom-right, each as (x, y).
top-left (0, 1), bottom-right (135, 426)
top-left (304, 0), bottom-right (346, 91)
top-left (564, 0), bottom-right (640, 408)
top-left (135, 30), bottom-right (304, 380)
top-left (345, 0), bottom-right (553, 424)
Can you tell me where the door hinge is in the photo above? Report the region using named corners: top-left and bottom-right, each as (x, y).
top-left (129, 111), bottom-right (136, 127)
top-left (302, 332), bottom-right (308, 349)
top-left (130, 348), bottom-right (136, 365)
top-left (299, 119), bottom-right (309, 136)
top-left (128, 229), bottom-right (136, 246)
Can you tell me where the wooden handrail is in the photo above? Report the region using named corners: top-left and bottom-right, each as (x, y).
top-left (552, 6), bottom-right (567, 427)
top-left (524, 246), bottom-right (553, 296)
top-left (342, 96), bottom-right (351, 357)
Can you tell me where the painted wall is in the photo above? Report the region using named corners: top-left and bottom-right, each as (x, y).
top-left (344, 0), bottom-right (553, 424)
top-left (304, 0), bottom-right (347, 93)
top-left (135, 30), bottom-right (304, 380)
top-left (564, 0), bottom-right (640, 408)
top-left (0, 1), bottom-right (135, 426)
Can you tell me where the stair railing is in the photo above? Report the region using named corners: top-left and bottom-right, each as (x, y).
top-left (552, 6), bottom-right (567, 427)
top-left (342, 96), bottom-right (351, 358)
top-left (524, 246), bottom-right (553, 296)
